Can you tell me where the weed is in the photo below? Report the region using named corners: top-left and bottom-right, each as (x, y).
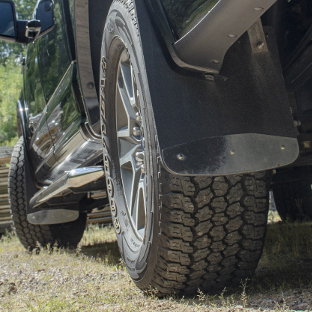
top-left (197, 288), bottom-right (206, 303)
top-left (240, 279), bottom-right (249, 308)
top-left (0, 223), bottom-right (312, 311)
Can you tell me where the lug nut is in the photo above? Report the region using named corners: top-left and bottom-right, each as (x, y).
top-left (136, 112), bottom-right (142, 122)
top-left (135, 152), bottom-right (145, 171)
top-left (135, 151), bottom-right (145, 162)
top-left (133, 127), bottom-right (141, 136)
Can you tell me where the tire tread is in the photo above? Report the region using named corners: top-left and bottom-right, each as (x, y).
top-left (152, 169), bottom-right (270, 295)
top-left (8, 137), bottom-right (86, 250)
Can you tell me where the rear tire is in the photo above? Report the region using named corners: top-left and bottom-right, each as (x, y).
top-left (8, 137), bottom-right (87, 250)
top-left (101, 1), bottom-right (271, 295)
top-left (272, 172), bottom-right (312, 222)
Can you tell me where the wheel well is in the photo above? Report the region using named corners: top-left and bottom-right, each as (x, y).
top-left (89, 0), bottom-right (113, 98)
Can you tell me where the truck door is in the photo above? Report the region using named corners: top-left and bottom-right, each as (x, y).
top-left (23, 1), bottom-right (56, 183)
top-left (36, 0), bottom-right (82, 171)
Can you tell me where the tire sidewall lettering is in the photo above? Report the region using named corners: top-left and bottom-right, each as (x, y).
top-left (100, 2), bottom-right (158, 279)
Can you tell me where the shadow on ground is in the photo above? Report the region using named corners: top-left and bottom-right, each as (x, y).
top-left (79, 222), bottom-right (312, 295)
top-left (80, 241), bottom-right (121, 265)
top-left (251, 258), bottom-right (312, 293)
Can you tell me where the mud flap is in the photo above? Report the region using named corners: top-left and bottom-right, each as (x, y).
top-left (134, 0), bottom-right (299, 175)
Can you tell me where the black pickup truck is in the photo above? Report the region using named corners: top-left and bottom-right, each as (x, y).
top-left (0, 0), bottom-right (311, 295)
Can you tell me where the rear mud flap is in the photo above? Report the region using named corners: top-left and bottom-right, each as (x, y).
top-left (135, 1), bottom-right (298, 175)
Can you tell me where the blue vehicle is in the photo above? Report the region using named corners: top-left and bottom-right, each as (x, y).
top-left (0, 0), bottom-right (310, 295)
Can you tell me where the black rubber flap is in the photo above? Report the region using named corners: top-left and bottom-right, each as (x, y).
top-left (135, 1), bottom-right (298, 175)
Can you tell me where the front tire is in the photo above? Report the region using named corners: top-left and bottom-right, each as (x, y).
top-left (101, 1), bottom-right (271, 295)
top-left (8, 137), bottom-right (87, 250)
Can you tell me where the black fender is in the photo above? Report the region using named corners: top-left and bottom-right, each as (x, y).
top-left (133, 0), bottom-right (299, 176)
top-left (145, 0), bottom-right (277, 74)
top-left (74, 0), bottom-right (112, 137)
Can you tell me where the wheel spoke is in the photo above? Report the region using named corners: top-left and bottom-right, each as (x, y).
top-left (135, 178), bottom-right (146, 237)
top-left (117, 127), bottom-right (138, 145)
top-left (130, 166), bottom-right (142, 216)
top-left (116, 83), bottom-right (139, 147)
top-left (116, 49), bottom-right (146, 240)
top-left (117, 78), bottom-right (137, 119)
top-left (119, 143), bottom-right (139, 168)
top-left (117, 127), bottom-right (130, 139)
top-left (120, 62), bottom-right (136, 106)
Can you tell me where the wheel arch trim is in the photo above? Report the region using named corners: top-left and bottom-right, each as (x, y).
top-left (73, 0), bottom-right (101, 137)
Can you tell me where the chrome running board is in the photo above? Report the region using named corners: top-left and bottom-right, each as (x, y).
top-left (27, 209), bottom-right (80, 225)
top-left (29, 166), bottom-right (105, 209)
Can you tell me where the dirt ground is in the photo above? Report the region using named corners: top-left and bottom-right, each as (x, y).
top-left (0, 223), bottom-right (312, 311)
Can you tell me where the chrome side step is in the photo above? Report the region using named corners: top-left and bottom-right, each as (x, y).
top-left (29, 166), bottom-right (105, 209)
top-left (27, 209), bottom-right (80, 225)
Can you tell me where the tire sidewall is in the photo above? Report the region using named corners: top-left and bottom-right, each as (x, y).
top-left (9, 137), bottom-right (87, 249)
top-left (100, 1), bottom-right (160, 284)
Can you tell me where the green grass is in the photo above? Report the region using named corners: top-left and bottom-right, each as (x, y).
top-left (250, 221), bottom-right (312, 294)
top-left (0, 222), bottom-right (312, 311)
top-left (0, 59), bottom-right (21, 146)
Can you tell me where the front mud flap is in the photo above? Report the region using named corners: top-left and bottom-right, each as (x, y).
top-left (135, 1), bottom-right (299, 175)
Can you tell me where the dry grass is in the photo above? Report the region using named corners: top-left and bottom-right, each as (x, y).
top-left (0, 221), bottom-right (312, 311)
